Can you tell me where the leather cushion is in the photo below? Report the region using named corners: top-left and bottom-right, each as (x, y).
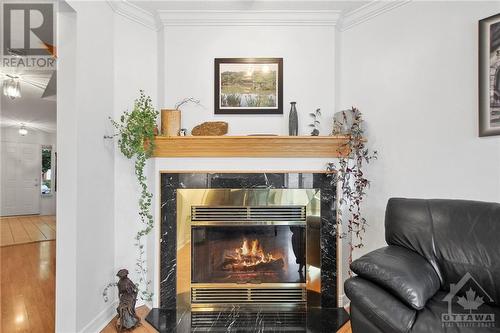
top-left (345, 276), bottom-right (416, 333)
top-left (411, 291), bottom-right (500, 333)
top-left (385, 198), bottom-right (500, 305)
top-left (350, 305), bottom-right (385, 333)
top-left (351, 245), bottom-right (441, 310)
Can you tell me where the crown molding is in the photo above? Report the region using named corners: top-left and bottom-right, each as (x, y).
top-left (340, 0), bottom-right (411, 31)
top-left (106, 1), bottom-right (410, 31)
top-left (107, 0), bottom-right (160, 31)
top-left (157, 10), bottom-right (342, 27)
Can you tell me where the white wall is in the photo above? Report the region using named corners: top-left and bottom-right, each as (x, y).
top-left (56, 5), bottom-right (77, 332)
top-left (163, 25), bottom-right (336, 135)
top-left (55, 2), bottom-right (500, 328)
top-left (58, 2), bottom-right (160, 330)
top-left (57, 2), bottom-right (116, 332)
top-left (74, 2), bottom-right (116, 330)
top-left (113, 13), bottom-right (158, 308)
top-left (340, 1), bottom-right (500, 260)
top-left (1, 126), bottom-right (56, 215)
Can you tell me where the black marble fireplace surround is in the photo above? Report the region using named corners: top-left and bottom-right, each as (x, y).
top-left (146, 173), bottom-right (348, 332)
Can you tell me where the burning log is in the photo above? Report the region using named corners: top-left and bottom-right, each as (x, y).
top-left (223, 257), bottom-right (284, 272)
top-left (221, 239), bottom-right (284, 272)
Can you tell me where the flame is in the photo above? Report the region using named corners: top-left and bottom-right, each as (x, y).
top-left (234, 239), bottom-right (276, 266)
top-left (222, 238), bottom-right (284, 274)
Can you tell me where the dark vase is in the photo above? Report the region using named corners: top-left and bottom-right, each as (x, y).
top-left (289, 102), bottom-right (298, 136)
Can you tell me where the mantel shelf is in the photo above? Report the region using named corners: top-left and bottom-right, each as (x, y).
top-left (152, 135), bottom-right (351, 158)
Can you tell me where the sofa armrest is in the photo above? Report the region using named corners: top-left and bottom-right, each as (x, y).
top-left (345, 277), bottom-right (416, 333)
top-left (350, 245), bottom-right (440, 310)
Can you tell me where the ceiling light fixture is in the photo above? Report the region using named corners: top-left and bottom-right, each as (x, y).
top-left (2, 75), bottom-right (21, 100)
top-left (19, 124), bottom-right (28, 136)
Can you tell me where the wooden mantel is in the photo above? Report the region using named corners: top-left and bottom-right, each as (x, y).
top-left (152, 135), bottom-right (351, 158)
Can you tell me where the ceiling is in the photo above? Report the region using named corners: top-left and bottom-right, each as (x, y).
top-left (0, 0), bottom-right (56, 134)
top-left (129, 0), bottom-right (371, 13)
top-left (0, 70), bottom-right (56, 133)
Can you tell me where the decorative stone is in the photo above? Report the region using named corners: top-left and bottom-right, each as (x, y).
top-left (191, 121), bottom-right (228, 136)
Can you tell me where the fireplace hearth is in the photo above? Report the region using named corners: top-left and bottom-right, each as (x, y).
top-left (146, 307), bottom-right (350, 332)
top-left (146, 173), bottom-right (347, 332)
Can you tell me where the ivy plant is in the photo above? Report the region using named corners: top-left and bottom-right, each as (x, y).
top-left (103, 90), bottom-right (158, 303)
top-left (328, 107), bottom-right (377, 270)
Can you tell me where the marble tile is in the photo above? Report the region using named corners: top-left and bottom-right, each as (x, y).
top-left (314, 173), bottom-right (338, 308)
top-left (208, 173), bottom-right (286, 188)
top-left (160, 174), bottom-right (180, 309)
top-left (160, 173), bottom-right (337, 308)
top-left (145, 307), bottom-right (349, 332)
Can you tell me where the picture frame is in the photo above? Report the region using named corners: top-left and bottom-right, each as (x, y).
top-left (214, 58), bottom-right (283, 115)
top-left (479, 13), bottom-right (500, 137)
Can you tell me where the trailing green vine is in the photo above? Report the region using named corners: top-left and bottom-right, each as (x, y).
top-left (328, 107), bottom-right (377, 270)
top-left (104, 90), bottom-right (158, 303)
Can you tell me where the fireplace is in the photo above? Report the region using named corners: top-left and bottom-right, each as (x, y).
top-left (176, 188), bottom-right (320, 309)
top-left (147, 173), bottom-right (348, 331)
top-left (159, 173), bottom-right (338, 310)
top-left (191, 225), bottom-right (306, 285)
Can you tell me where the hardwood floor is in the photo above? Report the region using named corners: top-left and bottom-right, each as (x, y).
top-left (338, 321), bottom-right (352, 333)
top-left (0, 215), bottom-right (56, 247)
top-left (100, 306), bottom-right (157, 333)
top-left (100, 306), bottom-right (352, 333)
top-left (0, 240), bottom-right (56, 333)
top-left (0, 215), bottom-right (352, 333)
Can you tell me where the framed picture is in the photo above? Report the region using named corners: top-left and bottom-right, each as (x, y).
top-left (479, 13), bottom-right (500, 136)
top-left (214, 58), bottom-right (283, 114)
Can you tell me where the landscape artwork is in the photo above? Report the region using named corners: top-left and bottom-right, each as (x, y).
top-left (489, 21), bottom-right (500, 128)
top-left (479, 14), bottom-right (500, 136)
top-left (215, 58), bottom-right (283, 114)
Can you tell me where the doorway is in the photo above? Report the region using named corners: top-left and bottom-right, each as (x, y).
top-left (0, 2), bottom-right (58, 331)
top-left (1, 142), bottom-right (41, 215)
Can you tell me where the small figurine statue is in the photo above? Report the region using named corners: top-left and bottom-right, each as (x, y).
top-left (115, 269), bottom-right (140, 332)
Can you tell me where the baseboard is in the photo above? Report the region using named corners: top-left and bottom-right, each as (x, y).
top-left (77, 298), bottom-right (149, 333)
top-left (142, 299), bottom-right (153, 310)
top-left (136, 299), bottom-right (146, 308)
top-left (77, 300), bottom-right (117, 333)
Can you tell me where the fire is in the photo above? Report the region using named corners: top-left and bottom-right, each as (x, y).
top-left (222, 238), bottom-right (284, 272)
top-left (237, 239), bottom-right (274, 265)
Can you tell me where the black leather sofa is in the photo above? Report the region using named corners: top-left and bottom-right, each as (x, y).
top-left (345, 198), bottom-right (500, 333)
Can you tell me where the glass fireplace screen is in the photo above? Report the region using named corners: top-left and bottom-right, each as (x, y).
top-left (191, 225), bottom-right (306, 284)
